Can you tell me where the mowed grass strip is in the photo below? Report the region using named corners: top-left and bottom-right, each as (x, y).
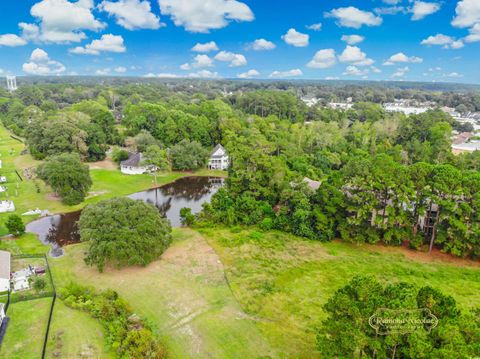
top-left (45, 300), bottom-right (113, 359)
top-left (49, 228), bottom-right (275, 359)
top-left (200, 227), bottom-right (480, 359)
top-left (0, 298), bottom-right (52, 359)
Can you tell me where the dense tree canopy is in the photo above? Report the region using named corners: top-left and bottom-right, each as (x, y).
top-left (78, 197), bottom-right (172, 271)
top-left (170, 140), bottom-right (209, 171)
top-left (37, 153), bottom-right (92, 205)
top-left (317, 276), bottom-right (480, 358)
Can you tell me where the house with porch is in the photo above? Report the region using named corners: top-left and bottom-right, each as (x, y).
top-left (208, 144), bottom-right (229, 170)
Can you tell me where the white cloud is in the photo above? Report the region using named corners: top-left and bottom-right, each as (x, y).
top-left (237, 69), bottom-right (260, 78)
top-left (465, 23), bottom-right (480, 42)
top-left (250, 39), bottom-right (275, 51)
top-left (27, 0), bottom-right (105, 43)
top-left (341, 34), bottom-right (364, 45)
top-left (306, 23), bottom-right (322, 31)
top-left (374, 6), bottom-right (407, 16)
top-left (96, 68), bottom-right (111, 76)
top-left (0, 34), bottom-right (27, 47)
top-left (382, 0), bottom-right (402, 4)
top-left (269, 69), bottom-right (303, 78)
top-left (181, 54), bottom-right (214, 70)
top-left (282, 28), bottom-right (309, 47)
top-left (421, 34), bottom-right (464, 49)
top-left (188, 70), bottom-right (219, 78)
top-left (115, 66), bottom-right (127, 73)
top-left (99, 0), bottom-right (162, 30)
top-left (144, 72), bottom-right (180, 78)
top-left (307, 49), bottom-right (337, 69)
top-left (22, 48), bottom-right (66, 75)
top-left (343, 65), bottom-right (368, 76)
top-left (325, 7), bottom-right (382, 29)
top-left (69, 34), bottom-right (126, 55)
top-left (191, 41), bottom-right (219, 52)
top-left (371, 66), bottom-right (382, 73)
top-left (452, 0), bottom-right (480, 28)
top-left (158, 0), bottom-right (254, 33)
top-left (392, 66), bottom-right (409, 78)
top-left (339, 45), bottom-right (374, 66)
top-left (383, 52), bottom-right (423, 65)
top-left (410, 1), bottom-right (441, 21)
top-left (446, 72), bottom-right (463, 78)
top-left (214, 51), bottom-right (247, 67)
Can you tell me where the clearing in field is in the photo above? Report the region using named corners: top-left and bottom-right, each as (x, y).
top-left (49, 228), bottom-right (275, 359)
top-left (200, 227), bottom-right (480, 359)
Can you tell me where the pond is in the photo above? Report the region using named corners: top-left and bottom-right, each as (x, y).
top-left (26, 176), bottom-right (224, 257)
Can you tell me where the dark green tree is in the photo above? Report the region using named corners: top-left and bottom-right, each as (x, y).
top-left (5, 214), bottom-right (25, 236)
top-left (78, 197), bottom-right (172, 271)
top-left (37, 153), bottom-right (92, 205)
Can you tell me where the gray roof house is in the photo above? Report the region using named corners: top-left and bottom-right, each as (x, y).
top-left (120, 153), bottom-right (157, 175)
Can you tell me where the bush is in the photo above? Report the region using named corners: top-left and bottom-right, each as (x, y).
top-left (32, 277), bottom-right (46, 292)
top-left (5, 214), bottom-right (25, 236)
top-left (59, 284), bottom-right (166, 358)
top-left (179, 207), bottom-right (195, 226)
top-left (112, 147), bottom-right (130, 164)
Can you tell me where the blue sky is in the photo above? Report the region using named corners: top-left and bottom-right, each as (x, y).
top-left (0, 0), bottom-right (479, 83)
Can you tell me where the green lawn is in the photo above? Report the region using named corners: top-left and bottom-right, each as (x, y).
top-left (0, 298), bottom-right (52, 359)
top-left (45, 300), bottom-right (113, 359)
top-left (49, 228), bottom-right (275, 359)
top-left (199, 227), bottom-right (480, 359)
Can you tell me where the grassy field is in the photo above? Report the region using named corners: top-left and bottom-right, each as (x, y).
top-left (45, 300), bottom-right (113, 359)
top-left (49, 228), bottom-right (275, 359)
top-left (0, 298), bottom-right (52, 359)
top-left (199, 227), bottom-right (480, 359)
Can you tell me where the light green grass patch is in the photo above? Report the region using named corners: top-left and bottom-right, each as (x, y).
top-left (45, 300), bottom-right (112, 359)
top-left (49, 228), bottom-right (274, 359)
top-left (0, 298), bottom-right (52, 359)
top-left (200, 227), bottom-right (480, 359)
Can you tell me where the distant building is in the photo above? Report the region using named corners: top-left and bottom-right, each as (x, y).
top-left (6, 76), bottom-right (17, 92)
top-left (208, 144), bottom-right (229, 170)
top-left (452, 141), bottom-right (480, 154)
top-left (0, 250), bottom-right (10, 292)
top-left (327, 102), bottom-right (354, 110)
top-left (303, 177), bottom-right (321, 191)
top-left (120, 153), bottom-right (157, 175)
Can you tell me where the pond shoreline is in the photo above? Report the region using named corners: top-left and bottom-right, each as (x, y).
top-left (26, 176), bottom-right (224, 257)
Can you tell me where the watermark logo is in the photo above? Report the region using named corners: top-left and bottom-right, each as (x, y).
top-left (369, 308), bottom-right (438, 335)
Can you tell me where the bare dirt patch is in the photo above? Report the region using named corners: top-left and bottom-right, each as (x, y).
top-left (87, 158), bottom-right (117, 170)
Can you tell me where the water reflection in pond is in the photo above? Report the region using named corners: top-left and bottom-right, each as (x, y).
top-left (26, 176), bottom-right (224, 257)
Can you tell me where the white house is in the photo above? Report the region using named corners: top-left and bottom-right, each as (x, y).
top-left (208, 144), bottom-right (229, 170)
top-left (0, 201), bottom-right (15, 213)
top-left (120, 153), bottom-right (157, 175)
top-left (0, 250), bottom-right (10, 293)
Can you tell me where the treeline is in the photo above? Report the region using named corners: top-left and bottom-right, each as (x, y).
top-left (200, 106), bottom-right (480, 259)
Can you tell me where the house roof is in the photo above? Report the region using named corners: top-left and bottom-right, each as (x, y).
top-left (303, 177), bottom-right (321, 191)
top-left (121, 152), bottom-right (142, 167)
top-left (0, 250), bottom-right (10, 280)
top-left (210, 144), bottom-right (227, 158)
